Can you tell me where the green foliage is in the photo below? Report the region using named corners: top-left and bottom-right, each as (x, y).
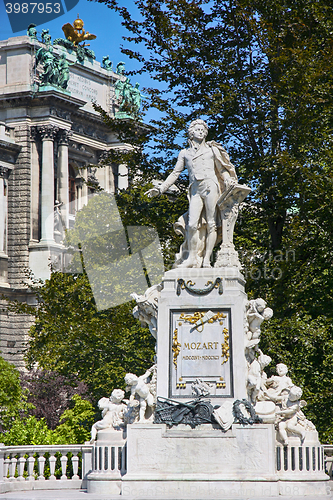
top-left (1, 395), bottom-right (95, 446)
top-left (103, 0), bottom-right (333, 250)
top-left (1, 415), bottom-right (53, 446)
top-left (115, 185), bottom-right (188, 269)
top-left (50, 395), bottom-right (95, 445)
top-left (0, 356), bottom-right (30, 432)
top-left (23, 269), bottom-right (155, 403)
top-left (21, 370), bottom-right (89, 430)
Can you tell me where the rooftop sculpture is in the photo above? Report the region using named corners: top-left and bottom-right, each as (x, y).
top-left (62, 15), bottom-right (96, 47)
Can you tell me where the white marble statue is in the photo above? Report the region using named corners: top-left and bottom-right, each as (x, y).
top-left (275, 385), bottom-right (307, 445)
top-left (245, 298), bottom-right (273, 347)
top-left (263, 363), bottom-right (294, 403)
top-left (125, 365), bottom-right (156, 422)
top-left (90, 389), bottom-right (126, 441)
top-left (252, 361), bottom-right (317, 442)
top-left (246, 349), bottom-right (272, 405)
top-left (146, 119), bottom-right (250, 268)
top-left (131, 284), bottom-right (161, 339)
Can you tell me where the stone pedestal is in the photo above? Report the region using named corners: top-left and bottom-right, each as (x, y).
top-left (86, 428), bottom-right (126, 495)
top-left (122, 423), bottom-right (328, 498)
top-left (156, 267), bottom-right (248, 406)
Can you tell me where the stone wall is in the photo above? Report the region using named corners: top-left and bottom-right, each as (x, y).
top-left (1, 123), bottom-right (33, 368)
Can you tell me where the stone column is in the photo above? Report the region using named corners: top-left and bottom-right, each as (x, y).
top-left (0, 166), bottom-right (8, 254)
top-left (58, 130), bottom-right (72, 229)
top-left (39, 125), bottom-right (58, 243)
top-left (118, 163), bottom-right (128, 190)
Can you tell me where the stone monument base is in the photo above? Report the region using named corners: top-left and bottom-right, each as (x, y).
top-left (121, 423), bottom-right (329, 498)
top-left (86, 428), bottom-right (126, 495)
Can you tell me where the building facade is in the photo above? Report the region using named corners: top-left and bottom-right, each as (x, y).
top-left (0, 26), bottom-right (131, 367)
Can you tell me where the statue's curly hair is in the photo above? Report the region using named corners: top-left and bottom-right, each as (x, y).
top-left (188, 119), bottom-right (208, 139)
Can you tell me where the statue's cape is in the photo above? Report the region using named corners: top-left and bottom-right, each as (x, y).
top-left (206, 140), bottom-right (238, 181)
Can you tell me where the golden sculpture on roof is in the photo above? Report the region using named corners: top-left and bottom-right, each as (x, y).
top-left (62, 15), bottom-right (96, 46)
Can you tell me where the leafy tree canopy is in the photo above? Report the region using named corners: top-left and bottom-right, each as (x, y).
top-left (0, 356), bottom-right (29, 432)
top-left (99, 0), bottom-right (333, 250)
top-left (17, 270), bottom-right (155, 404)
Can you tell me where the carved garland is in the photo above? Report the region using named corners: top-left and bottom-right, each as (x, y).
top-left (232, 399), bottom-right (262, 425)
top-left (221, 327), bottom-right (230, 366)
top-left (172, 329), bottom-right (181, 369)
top-left (176, 277), bottom-right (223, 296)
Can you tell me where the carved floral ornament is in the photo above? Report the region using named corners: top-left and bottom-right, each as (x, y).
top-left (30, 126), bottom-right (73, 144)
top-left (58, 129), bottom-right (73, 145)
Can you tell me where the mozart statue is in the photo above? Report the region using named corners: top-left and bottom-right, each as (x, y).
top-left (146, 119), bottom-right (250, 268)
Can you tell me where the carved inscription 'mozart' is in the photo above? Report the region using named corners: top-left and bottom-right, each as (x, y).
top-left (169, 309), bottom-right (233, 398)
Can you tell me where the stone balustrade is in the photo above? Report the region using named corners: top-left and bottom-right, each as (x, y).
top-left (0, 443), bottom-right (92, 494)
top-left (323, 445), bottom-right (333, 480)
top-left (0, 441), bottom-right (332, 495)
top-left (92, 441), bottom-right (126, 475)
top-left (276, 444), bottom-right (324, 475)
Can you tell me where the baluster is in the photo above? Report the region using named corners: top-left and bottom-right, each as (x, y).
top-left (17, 456), bottom-right (26, 481)
top-left (71, 454), bottom-right (79, 480)
top-left (4, 457), bottom-right (10, 480)
top-left (48, 454), bottom-right (56, 480)
top-left (27, 455), bottom-right (35, 481)
top-left (37, 455), bottom-right (46, 480)
top-left (121, 443), bottom-right (127, 474)
top-left (9, 456), bottom-right (17, 481)
top-left (60, 453), bottom-right (68, 480)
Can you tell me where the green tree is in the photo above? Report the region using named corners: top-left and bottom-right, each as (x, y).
top-left (0, 356), bottom-right (29, 432)
top-left (102, 0), bottom-right (333, 250)
top-left (1, 395), bottom-right (95, 445)
top-left (51, 395), bottom-right (95, 444)
top-left (20, 270), bottom-right (155, 403)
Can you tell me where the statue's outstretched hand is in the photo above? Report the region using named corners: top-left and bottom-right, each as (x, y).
top-left (145, 187), bottom-right (160, 198)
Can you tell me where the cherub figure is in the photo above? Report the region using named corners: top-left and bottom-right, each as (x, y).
top-left (90, 389), bottom-right (126, 442)
top-left (246, 298), bottom-right (273, 345)
top-left (131, 284), bottom-right (161, 339)
top-left (247, 349), bottom-right (272, 404)
top-left (125, 366), bottom-right (156, 422)
top-left (264, 363), bottom-right (293, 403)
top-left (276, 385), bottom-right (306, 445)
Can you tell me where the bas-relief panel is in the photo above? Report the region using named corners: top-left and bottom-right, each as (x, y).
top-left (131, 428), bottom-right (269, 474)
top-left (133, 436), bottom-right (239, 472)
top-left (169, 308), bottom-right (233, 399)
